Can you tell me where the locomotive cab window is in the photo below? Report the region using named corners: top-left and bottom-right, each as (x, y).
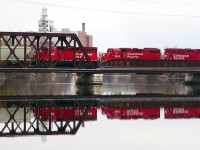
top-left (107, 49), bottom-right (113, 53)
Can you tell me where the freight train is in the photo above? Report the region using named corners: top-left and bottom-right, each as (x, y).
top-left (1, 45), bottom-right (200, 68)
top-left (34, 46), bottom-right (200, 68)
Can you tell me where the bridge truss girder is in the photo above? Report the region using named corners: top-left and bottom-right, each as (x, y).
top-left (0, 32), bottom-right (94, 68)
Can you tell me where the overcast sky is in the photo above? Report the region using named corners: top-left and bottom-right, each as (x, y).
top-left (1, 0), bottom-right (200, 52)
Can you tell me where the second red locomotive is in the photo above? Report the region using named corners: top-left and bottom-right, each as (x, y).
top-left (101, 47), bottom-right (200, 62)
top-left (101, 47), bottom-right (161, 62)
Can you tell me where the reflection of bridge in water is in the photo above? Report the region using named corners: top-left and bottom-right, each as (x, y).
top-left (0, 99), bottom-right (97, 137)
top-left (0, 94), bottom-right (200, 137)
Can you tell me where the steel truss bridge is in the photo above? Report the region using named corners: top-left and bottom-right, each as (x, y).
top-left (0, 95), bottom-right (200, 137)
top-left (0, 32), bottom-right (95, 68)
top-left (1, 32), bottom-right (200, 73)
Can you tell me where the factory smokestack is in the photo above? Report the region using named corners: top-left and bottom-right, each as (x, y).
top-left (82, 23), bottom-right (85, 32)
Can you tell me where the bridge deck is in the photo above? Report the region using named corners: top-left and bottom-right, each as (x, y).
top-left (0, 67), bottom-right (200, 73)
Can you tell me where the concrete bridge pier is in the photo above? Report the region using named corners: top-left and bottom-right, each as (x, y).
top-left (74, 73), bottom-right (103, 85)
top-left (75, 84), bottom-right (103, 95)
top-left (184, 73), bottom-right (200, 85)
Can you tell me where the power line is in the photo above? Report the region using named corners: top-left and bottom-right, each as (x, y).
top-left (124, 0), bottom-right (200, 6)
top-left (5, 0), bottom-right (200, 18)
top-left (0, 13), bottom-right (38, 20)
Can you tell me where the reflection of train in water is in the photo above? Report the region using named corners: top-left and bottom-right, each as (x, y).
top-left (101, 107), bottom-right (160, 120)
top-left (165, 107), bottom-right (200, 119)
top-left (33, 107), bottom-right (97, 122)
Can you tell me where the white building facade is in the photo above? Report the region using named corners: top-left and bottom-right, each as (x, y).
top-left (38, 7), bottom-right (54, 32)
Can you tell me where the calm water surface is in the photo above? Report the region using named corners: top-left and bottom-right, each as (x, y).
top-left (0, 73), bottom-right (199, 150)
top-left (0, 73), bottom-right (189, 95)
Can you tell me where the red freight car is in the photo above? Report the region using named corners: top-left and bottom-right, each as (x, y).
top-left (165, 107), bottom-right (200, 119)
top-left (101, 107), bottom-right (160, 119)
top-left (164, 48), bottom-right (200, 60)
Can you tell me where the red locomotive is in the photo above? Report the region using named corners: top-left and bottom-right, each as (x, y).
top-left (101, 47), bottom-right (161, 62)
top-left (34, 46), bottom-right (98, 68)
top-left (164, 48), bottom-right (200, 60)
top-left (101, 107), bottom-right (160, 120)
top-left (165, 107), bottom-right (200, 119)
